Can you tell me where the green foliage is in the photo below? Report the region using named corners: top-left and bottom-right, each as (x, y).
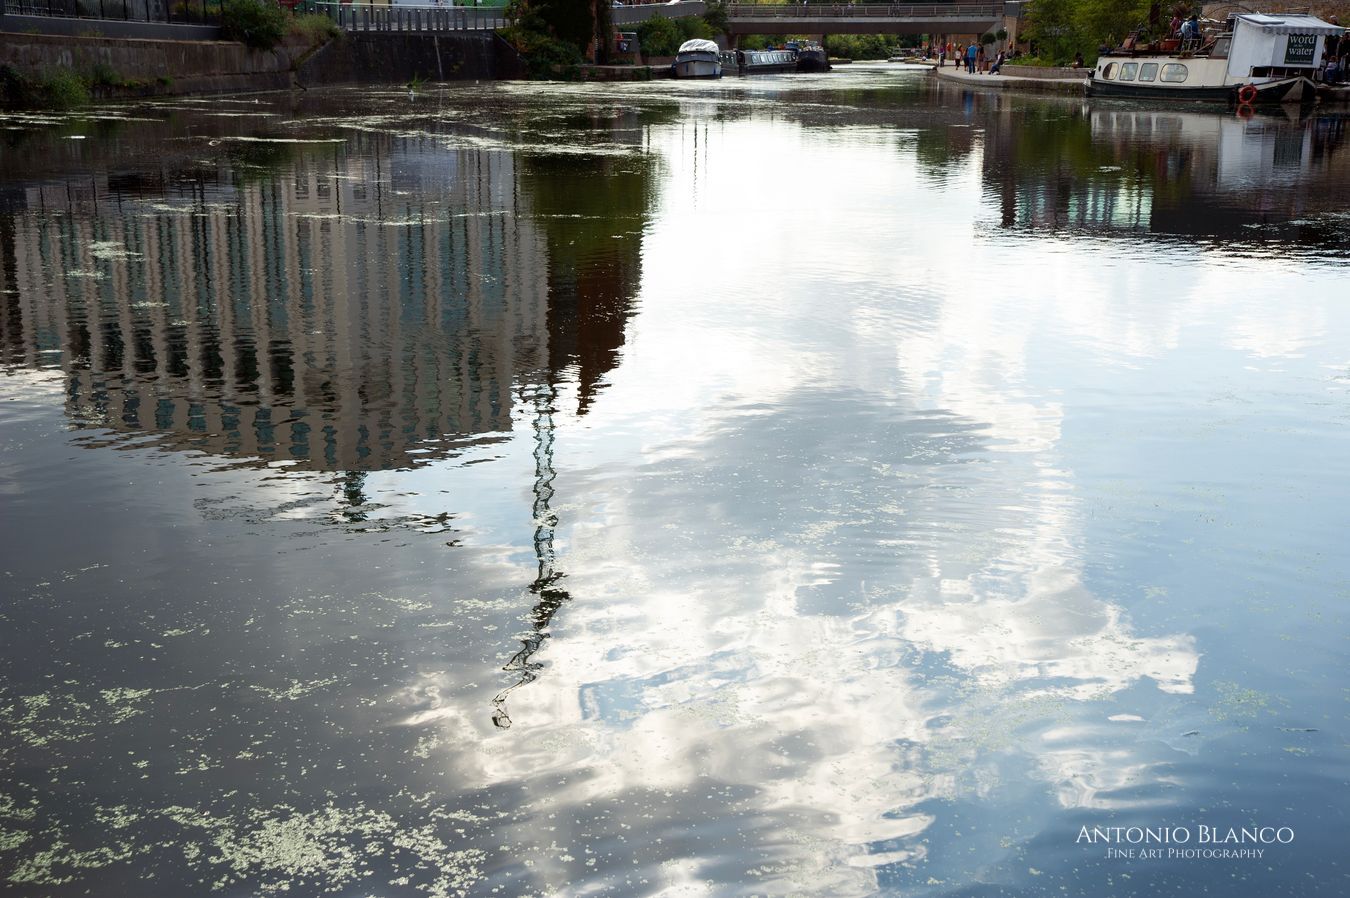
top-left (288, 12), bottom-right (341, 47)
top-left (221, 0), bottom-right (288, 50)
top-left (677, 16), bottom-right (712, 41)
top-left (980, 32), bottom-right (995, 45)
top-left (499, 24), bottom-right (584, 79)
top-left (702, 0), bottom-right (729, 35)
top-left (500, 0), bottom-right (597, 71)
top-left (1024, 0), bottom-right (1148, 64)
top-left (40, 69), bottom-right (91, 109)
top-left (824, 34), bottom-right (891, 60)
top-left (635, 16), bottom-right (682, 56)
top-left (532, 0), bottom-right (594, 54)
top-left (87, 62), bottom-right (123, 88)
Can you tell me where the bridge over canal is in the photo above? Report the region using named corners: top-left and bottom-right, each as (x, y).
top-left (725, 2), bottom-right (1005, 36)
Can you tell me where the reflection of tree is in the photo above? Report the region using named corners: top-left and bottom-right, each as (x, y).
top-left (520, 152), bottom-right (653, 414)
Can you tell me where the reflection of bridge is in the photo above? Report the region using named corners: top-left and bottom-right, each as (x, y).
top-left (725, 2), bottom-right (1004, 35)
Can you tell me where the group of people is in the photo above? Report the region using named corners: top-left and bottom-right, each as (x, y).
top-left (936, 41), bottom-right (1009, 75)
top-left (1323, 19), bottom-right (1349, 84)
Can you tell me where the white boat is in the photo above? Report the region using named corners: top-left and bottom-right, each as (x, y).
top-left (672, 39), bottom-right (722, 79)
top-left (1088, 12), bottom-right (1342, 104)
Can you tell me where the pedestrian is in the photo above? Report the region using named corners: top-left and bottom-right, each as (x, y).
top-left (975, 44), bottom-right (986, 73)
top-left (966, 42), bottom-right (978, 73)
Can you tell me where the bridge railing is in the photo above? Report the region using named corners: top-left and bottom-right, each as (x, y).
top-left (312, 1), bottom-right (505, 32)
top-left (2, 0), bottom-right (221, 25)
top-left (726, 2), bottom-right (1002, 18)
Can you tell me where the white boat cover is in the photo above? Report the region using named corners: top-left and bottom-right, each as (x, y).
top-left (677, 39), bottom-right (720, 54)
top-left (1234, 13), bottom-right (1343, 36)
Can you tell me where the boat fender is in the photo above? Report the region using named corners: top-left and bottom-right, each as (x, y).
top-left (1238, 84), bottom-right (1258, 104)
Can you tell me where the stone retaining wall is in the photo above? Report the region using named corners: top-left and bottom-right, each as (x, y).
top-left (0, 29), bottom-right (514, 100)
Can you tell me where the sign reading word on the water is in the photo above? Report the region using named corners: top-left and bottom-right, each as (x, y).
top-left (1284, 33), bottom-right (1318, 65)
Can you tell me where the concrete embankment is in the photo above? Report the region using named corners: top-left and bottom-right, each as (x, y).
top-left (933, 64), bottom-right (1088, 96)
top-left (0, 29), bottom-right (519, 100)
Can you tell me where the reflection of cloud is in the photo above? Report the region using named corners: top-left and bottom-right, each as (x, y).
top-left (392, 370), bottom-right (1198, 893)
top-left (900, 566), bottom-right (1197, 699)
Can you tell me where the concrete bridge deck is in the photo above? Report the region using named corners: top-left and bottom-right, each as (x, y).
top-left (725, 2), bottom-right (1004, 35)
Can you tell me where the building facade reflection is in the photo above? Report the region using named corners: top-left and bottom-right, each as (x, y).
top-left (0, 135), bottom-right (649, 471)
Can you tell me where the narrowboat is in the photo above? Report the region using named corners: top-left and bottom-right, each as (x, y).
top-left (673, 39), bottom-right (722, 79)
top-left (721, 48), bottom-right (799, 76)
top-left (1088, 12), bottom-right (1342, 104)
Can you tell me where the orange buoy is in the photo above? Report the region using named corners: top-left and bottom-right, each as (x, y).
top-left (1238, 84), bottom-right (1258, 104)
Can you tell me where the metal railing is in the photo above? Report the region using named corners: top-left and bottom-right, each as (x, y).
top-left (1, 0), bottom-right (505, 29)
top-left (726, 2), bottom-right (1002, 18)
top-left (312, 1), bottom-right (505, 31)
top-left (3, 0), bottom-right (221, 25)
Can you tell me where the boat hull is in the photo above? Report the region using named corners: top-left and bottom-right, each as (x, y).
top-left (1087, 75), bottom-right (1313, 104)
top-left (796, 49), bottom-right (831, 73)
top-left (672, 57), bottom-right (722, 79)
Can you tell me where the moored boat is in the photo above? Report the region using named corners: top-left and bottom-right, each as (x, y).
top-left (673, 39), bottom-right (722, 79)
top-left (720, 48), bottom-right (799, 76)
top-left (795, 45), bottom-right (831, 73)
top-left (1088, 12), bottom-right (1341, 104)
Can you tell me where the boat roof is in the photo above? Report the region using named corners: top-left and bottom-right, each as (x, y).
top-left (1233, 13), bottom-right (1343, 36)
top-left (677, 39), bottom-right (719, 53)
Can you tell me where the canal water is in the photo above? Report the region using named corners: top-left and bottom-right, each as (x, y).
top-left (1, 66), bottom-right (1348, 897)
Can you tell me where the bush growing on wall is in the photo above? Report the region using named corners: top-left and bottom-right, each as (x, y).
top-left (221, 0), bottom-right (288, 50)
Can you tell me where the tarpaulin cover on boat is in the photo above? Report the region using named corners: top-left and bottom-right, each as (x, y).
top-left (677, 39), bottom-right (720, 54)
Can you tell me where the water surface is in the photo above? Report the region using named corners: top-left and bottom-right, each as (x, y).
top-left (1, 67), bottom-right (1348, 897)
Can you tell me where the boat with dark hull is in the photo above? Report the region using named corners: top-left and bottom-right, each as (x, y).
top-left (795, 46), bottom-right (831, 73)
top-left (720, 44), bottom-right (830, 76)
top-left (1088, 12), bottom-right (1340, 105)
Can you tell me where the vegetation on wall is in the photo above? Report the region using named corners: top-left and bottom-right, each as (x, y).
top-left (500, 0), bottom-right (586, 79)
top-left (288, 12), bottom-right (342, 48)
top-left (2, 65), bottom-right (91, 109)
top-left (220, 0), bottom-right (289, 50)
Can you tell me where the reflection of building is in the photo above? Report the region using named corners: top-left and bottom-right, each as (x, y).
top-left (1, 128), bottom-right (653, 469)
top-left (0, 135), bottom-right (648, 471)
top-left (981, 105), bottom-right (1350, 242)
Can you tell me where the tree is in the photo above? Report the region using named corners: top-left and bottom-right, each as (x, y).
top-left (636, 17), bottom-right (683, 56)
top-left (1024, 0), bottom-right (1150, 64)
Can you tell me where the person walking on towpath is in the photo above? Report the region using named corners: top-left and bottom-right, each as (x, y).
top-left (966, 42), bottom-right (978, 73)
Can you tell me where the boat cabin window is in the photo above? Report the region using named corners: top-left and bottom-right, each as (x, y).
top-left (1160, 63), bottom-right (1188, 82)
top-left (1119, 62), bottom-right (1138, 81)
top-left (1138, 62), bottom-right (1159, 82)
top-left (1102, 63), bottom-right (1116, 79)
top-left (1210, 35), bottom-right (1231, 58)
